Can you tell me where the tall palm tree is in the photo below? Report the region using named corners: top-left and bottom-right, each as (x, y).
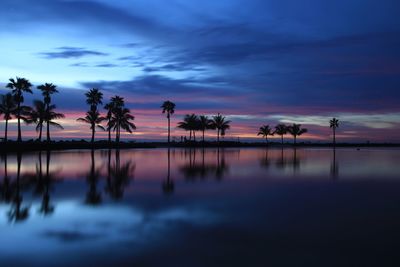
top-left (77, 110), bottom-right (105, 143)
top-left (161, 101), bottom-right (176, 144)
top-left (6, 77), bottom-right (33, 142)
top-left (178, 114), bottom-right (198, 141)
top-left (275, 124), bottom-right (287, 145)
top-left (0, 93), bottom-right (16, 142)
top-left (104, 96), bottom-right (124, 143)
top-left (198, 115), bottom-right (213, 142)
top-left (257, 125), bottom-right (274, 144)
top-left (110, 107), bottom-right (136, 144)
top-left (287, 124), bottom-right (308, 145)
top-left (330, 118), bottom-right (339, 146)
top-left (210, 113), bottom-right (231, 143)
top-left (37, 83), bottom-right (59, 142)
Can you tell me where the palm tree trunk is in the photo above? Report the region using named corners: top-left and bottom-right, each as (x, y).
top-left (4, 119), bottom-right (8, 142)
top-left (281, 135), bottom-right (283, 145)
top-left (202, 129), bottom-right (205, 143)
top-left (217, 129), bottom-right (220, 143)
top-left (294, 136), bottom-right (297, 146)
top-left (91, 124), bottom-right (95, 144)
top-left (333, 128), bottom-right (336, 146)
top-left (193, 131), bottom-right (196, 142)
top-left (189, 130), bottom-right (192, 141)
top-left (17, 102), bottom-right (21, 142)
top-left (266, 136), bottom-right (268, 144)
top-left (108, 128), bottom-right (111, 143)
top-left (46, 120), bottom-right (50, 142)
top-left (168, 115), bottom-right (170, 144)
top-left (38, 124), bottom-right (43, 142)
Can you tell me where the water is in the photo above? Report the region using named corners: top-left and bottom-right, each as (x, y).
top-left (1, 148), bottom-right (400, 267)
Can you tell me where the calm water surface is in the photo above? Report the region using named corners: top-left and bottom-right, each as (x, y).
top-left (1, 148), bottom-right (400, 267)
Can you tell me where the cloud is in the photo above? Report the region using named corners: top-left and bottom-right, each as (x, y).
top-left (39, 46), bottom-right (109, 59)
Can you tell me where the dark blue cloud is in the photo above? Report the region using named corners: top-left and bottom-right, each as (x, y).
top-left (40, 47), bottom-right (108, 59)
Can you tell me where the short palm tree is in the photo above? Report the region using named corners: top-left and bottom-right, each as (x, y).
top-left (104, 96), bottom-right (124, 143)
top-left (178, 114), bottom-right (198, 141)
top-left (77, 110), bottom-right (105, 143)
top-left (287, 124), bottom-right (308, 145)
top-left (275, 124), bottom-right (287, 145)
top-left (28, 100), bottom-right (46, 141)
top-left (37, 83), bottom-right (59, 142)
top-left (6, 77), bottom-right (33, 142)
top-left (198, 115), bottom-right (213, 142)
top-left (330, 118), bottom-right (339, 146)
top-left (110, 107), bottom-right (136, 144)
top-left (161, 100), bottom-right (176, 144)
top-left (257, 125), bottom-right (274, 144)
top-left (0, 93), bottom-right (16, 142)
top-left (210, 113), bottom-right (231, 143)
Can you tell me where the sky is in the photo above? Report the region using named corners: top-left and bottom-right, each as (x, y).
top-left (0, 0), bottom-right (399, 142)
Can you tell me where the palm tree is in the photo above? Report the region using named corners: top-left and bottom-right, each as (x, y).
top-left (85, 88), bottom-right (103, 111)
top-left (198, 115), bottom-right (213, 142)
top-left (37, 83), bottom-right (59, 142)
top-left (330, 118), bottom-right (339, 146)
top-left (28, 100), bottom-right (46, 141)
top-left (178, 114), bottom-right (198, 141)
top-left (161, 101), bottom-right (176, 144)
top-left (77, 110), bottom-right (105, 143)
top-left (6, 77), bottom-right (33, 142)
top-left (257, 125), bottom-right (274, 144)
top-left (110, 107), bottom-right (136, 144)
top-left (275, 124), bottom-right (287, 145)
top-left (210, 113), bottom-right (231, 143)
top-left (287, 124), bottom-right (308, 145)
top-left (104, 96), bottom-right (124, 143)
top-left (0, 93), bottom-right (16, 142)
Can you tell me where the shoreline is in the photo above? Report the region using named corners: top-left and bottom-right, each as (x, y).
top-left (0, 140), bottom-right (399, 152)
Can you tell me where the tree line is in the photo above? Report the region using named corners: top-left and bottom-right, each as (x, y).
top-left (1, 76), bottom-right (342, 145)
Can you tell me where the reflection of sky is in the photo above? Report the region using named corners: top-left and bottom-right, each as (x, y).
top-left (1, 0), bottom-right (400, 142)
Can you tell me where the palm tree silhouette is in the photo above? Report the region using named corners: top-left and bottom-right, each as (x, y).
top-left (161, 101), bottom-right (176, 144)
top-left (37, 83), bottom-right (59, 142)
top-left (330, 118), bottom-right (339, 146)
top-left (110, 106), bottom-right (136, 144)
top-left (257, 125), bottom-right (274, 144)
top-left (104, 96), bottom-right (125, 143)
top-left (198, 115), bottom-right (213, 143)
top-left (86, 88), bottom-right (103, 111)
top-left (287, 124), bottom-right (308, 145)
top-left (275, 124), bottom-right (287, 145)
top-left (77, 110), bottom-right (105, 143)
top-left (6, 77), bottom-right (33, 142)
top-left (178, 114), bottom-right (198, 141)
top-left (210, 113), bottom-right (231, 144)
top-left (28, 100), bottom-right (46, 141)
top-left (0, 93), bottom-right (16, 142)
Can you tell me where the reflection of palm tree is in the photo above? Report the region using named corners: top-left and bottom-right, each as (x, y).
top-left (161, 101), bottom-right (176, 144)
top-left (8, 153), bottom-right (29, 222)
top-left (162, 148), bottom-right (174, 194)
top-left (86, 149), bottom-right (102, 205)
top-left (215, 148), bottom-right (228, 179)
top-left (105, 150), bottom-right (134, 200)
top-left (287, 124), bottom-right (308, 146)
top-left (6, 77), bottom-right (33, 142)
top-left (292, 148), bottom-right (300, 172)
top-left (276, 147), bottom-right (286, 169)
top-left (260, 149), bottom-right (271, 168)
top-left (0, 154), bottom-right (12, 203)
top-left (257, 125), bottom-right (274, 144)
top-left (39, 151), bottom-right (56, 215)
top-left (330, 148), bottom-right (339, 179)
top-left (211, 113), bottom-right (231, 143)
top-left (330, 118), bottom-right (339, 146)
top-left (275, 124), bottom-right (287, 145)
top-left (0, 93), bottom-right (16, 142)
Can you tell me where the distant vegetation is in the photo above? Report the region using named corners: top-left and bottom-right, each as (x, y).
top-left (0, 76), bottom-right (350, 146)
